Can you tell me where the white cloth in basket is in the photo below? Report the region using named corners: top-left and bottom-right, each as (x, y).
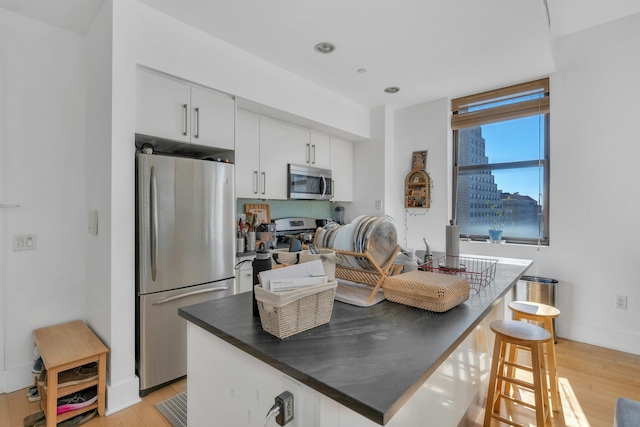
top-left (254, 282), bottom-right (338, 312)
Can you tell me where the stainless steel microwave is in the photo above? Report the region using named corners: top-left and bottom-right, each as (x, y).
top-left (287, 164), bottom-right (333, 200)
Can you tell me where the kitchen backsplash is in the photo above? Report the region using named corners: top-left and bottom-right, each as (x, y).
top-left (237, 198), bottom-right (335, 221)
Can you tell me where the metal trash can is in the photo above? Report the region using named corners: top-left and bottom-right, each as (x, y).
top-left (517, 275), bottom-right (559, 342)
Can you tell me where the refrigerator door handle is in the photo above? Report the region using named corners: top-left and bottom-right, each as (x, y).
top-left (150, 165), bottom-right (158, 281)
top-left (152, 286), bottom-right (231, 305)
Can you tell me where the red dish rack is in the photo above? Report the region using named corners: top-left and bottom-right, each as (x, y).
top-left (420, 255), bottom-right (498, 293)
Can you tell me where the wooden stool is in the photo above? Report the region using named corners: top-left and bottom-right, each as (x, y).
top-left (33, 320), bottom-right (109, 427)
top-left (484, 319), bottom-right (552, 427)
top-left (509, 301), bottom-right (560, 412)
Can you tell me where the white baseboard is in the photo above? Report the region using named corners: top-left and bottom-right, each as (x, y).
top-left (561, 322), bottom-right (640, 355)
top-left (105, 375), bottom-right (142, 415)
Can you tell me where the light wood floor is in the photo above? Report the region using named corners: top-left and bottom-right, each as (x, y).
top-left (0, 378), bottom-right (186, 427)
top-left (479, 338), bottom-right (640, 426)
top-left (1, 338), bottom-right (639, 426)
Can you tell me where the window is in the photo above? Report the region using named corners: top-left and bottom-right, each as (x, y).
top-left (451, 79), bottom-right (549, 245)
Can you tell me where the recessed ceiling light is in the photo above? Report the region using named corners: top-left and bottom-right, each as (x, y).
top-left (357, 68), bottom-right (367, 74)
top-left (314, 42), bottom-right (335, 54)
top-left (384, 87), bottom-right (400, 94)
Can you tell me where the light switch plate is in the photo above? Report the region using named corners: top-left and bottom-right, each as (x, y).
top-left (13, 234), bottom-right (36, 251)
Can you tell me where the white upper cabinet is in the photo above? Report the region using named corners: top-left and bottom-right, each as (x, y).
top-left (190, 86), bottom-right (235, 150)
top-left (286, 125), bottom-right (310, 167)
top-left (136, 69), bottom-right (234, 150)
top-left (235, 111), bottom-right (261, 198)
top-left (235, 113), bottom-right (288, 200)
top-left (137, 70), bottom-right (191, 143)
top-left (259, 118), bottom-right (289, 200)
top-left (235, 112), bottom-right (353, 201)
top-left (309, 133), bottom-right (331, 169)
top-left (287, 126), bottom-right (331, 169)
top-left (330, 137), bottom-right (354, 202)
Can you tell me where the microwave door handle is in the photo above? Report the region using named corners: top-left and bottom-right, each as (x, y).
top-left (321, 175), bottom-right (327, 198)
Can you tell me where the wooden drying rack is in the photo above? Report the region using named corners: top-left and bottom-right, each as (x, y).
top-left (314, 229), bottom-right (403, 303)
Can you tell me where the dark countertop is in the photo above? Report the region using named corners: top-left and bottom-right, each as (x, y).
top-left (179, 256), bottom-right (532, 425)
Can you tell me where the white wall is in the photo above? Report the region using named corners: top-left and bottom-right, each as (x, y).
top-left (349, 107), bottom-right (389, 221)
top-left (391, 98), bottom-right (451, 253)
top-left (0, 9), bottom-right (87, 392)
top-left (393, 14), bottom-right (640, 354)
top-left (545, 12), bottom-right (640, 352)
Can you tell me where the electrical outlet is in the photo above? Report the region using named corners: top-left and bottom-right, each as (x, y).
top-left (616, 295), bottom-right (627, 310)
top-left (275, 391), bottom-right (294, 425)
top-left (282, 377), bottom-right (301, 426)
top-left (375, 200), bottom-right (382, 210)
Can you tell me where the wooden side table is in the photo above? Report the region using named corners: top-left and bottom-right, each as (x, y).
top-left (33, 320), bottom-right (109, 427)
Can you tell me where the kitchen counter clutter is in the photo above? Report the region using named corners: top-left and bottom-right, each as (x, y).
top-left (179, 256), bottom-right (532, 426)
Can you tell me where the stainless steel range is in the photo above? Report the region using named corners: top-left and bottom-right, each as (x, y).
top-left (274, 217), bottom-right (328, 245)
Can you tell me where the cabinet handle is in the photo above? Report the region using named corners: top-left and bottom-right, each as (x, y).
top-left (182, 104), bottom-right (188, 136)
top-left (312, 144), bottom-right (316, 164)
top-left (253, 171), bottom-right (259, 194)
top-left (194, 107), bottom-right (200, 138)
top-left (261, 172), bottom-right (266, 195)
top-left (306, 144), bottom-right (310, 163)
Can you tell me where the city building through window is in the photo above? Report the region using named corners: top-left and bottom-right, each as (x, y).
top-left (451, 78), bottom-right (550, 244)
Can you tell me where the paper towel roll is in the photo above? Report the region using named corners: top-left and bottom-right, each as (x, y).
top-left (445, 223), bottom-right (459, 268)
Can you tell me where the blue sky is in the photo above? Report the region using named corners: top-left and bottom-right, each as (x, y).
top-left (481, 114), bottom-right (545, 201)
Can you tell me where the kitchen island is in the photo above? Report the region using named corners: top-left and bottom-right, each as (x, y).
top-left (179, 256), bottom-right (532, 426)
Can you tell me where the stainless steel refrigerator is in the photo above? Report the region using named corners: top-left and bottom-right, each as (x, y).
top-left (135, 153), bottom-right (235, 395)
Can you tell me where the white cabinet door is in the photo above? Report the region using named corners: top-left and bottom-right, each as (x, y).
top-left (190, 86), bottom-right (235, 149)
top-left (310, 132), bottom-right (331, 169)
top-left (287, 127), bottom-right (331, 169)
top-left (235, 257), bottom-right (255, 294)
top-left (259, 118), bottom-right (289, 200)
top-left (236, 111), bottom-right (261, 198)
top-left (137, 69), bottom-right (191, 143)
top-left (330, 138), bottom-right (354, 202)
top-left (286, 125), bottom-right (311, 167)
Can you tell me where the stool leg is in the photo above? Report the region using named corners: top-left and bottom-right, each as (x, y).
top-left (493, 340), bottom-right (508, 413)
top-left (504, 339), bottom-right (519, 399)
top-left (531, 342), bottom-right (551, 427)
top-left (484, 335), bottom-right (504, 427)
top-left (544, 318), bottom-right (560, 412)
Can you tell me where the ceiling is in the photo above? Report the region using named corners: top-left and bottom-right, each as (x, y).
top-left (2, 0), bottom-right (640, 109)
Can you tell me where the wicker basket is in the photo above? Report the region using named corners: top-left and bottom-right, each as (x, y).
top-left (383, 271), bottom-right (470, 312)
top-left (254, 282), bottom-right (337, 339)
top-left (299, 250), bottom-right (336, 281)
top-left (271, 249), bottom-right (301, 266)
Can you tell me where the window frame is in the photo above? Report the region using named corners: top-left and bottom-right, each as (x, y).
top-left (451, 79), bottom-right (550, 245)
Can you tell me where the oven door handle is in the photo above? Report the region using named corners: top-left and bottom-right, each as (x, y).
top-left (152, 287), bottom-right (230, 305)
